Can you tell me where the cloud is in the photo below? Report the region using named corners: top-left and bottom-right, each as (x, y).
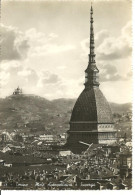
top-left (0, 60), bottom-right (39, 90)
top-left (126, 71), bottom-right (132, 78)
top-left (18, 68), bottom-right (39, 85)
top-left (0, 71), bottom-right (10, 87)
top-left (80, 29), bottom-right (110, 55)
top-left (100, 64), bottom-right (121, 82)
top-left (0, 61), bottom-right (22, 88)
top-left (121, 21), bottom-right (132, 46)
top-left (0, 24), bottom-right (29, 61)
top-left (0, 24), bottom-right (77, 99)
top-left (0, 61), bottom-right (39, 87)
top-left (57, 66), bottom-right (66, 70)
top-left (80, 21), bottom-right (132, 61)
top-left (97, 21), bottom-right (132, 60)
top-left (44, 74), bottom-right (60, 84)
top-left (0, 25), bottom-right (75, 62)
top-left (31, 44), bottom-right (75, 56)
top-left (0, 18), bottom-right (132, 103)
top-left (99, 63), bottom-right (129, 82)
top-left (0, 60), bottom-right (21, 71)
top-left (40, 71), bottom-right (61, 85)
top-left (80, 21), bottom-right (132, 83)
top-left (80, 38), bottom-right (89, 54)
top-left (0, 58), bottom-right (65, 99)
top-left (95, 29), bottom-right (110, 47)
top-left (25, 28), bottom-right (75, 57)
top-left (36, 71), bottom-right (62, 89)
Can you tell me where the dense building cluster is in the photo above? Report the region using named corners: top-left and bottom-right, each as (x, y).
top-left (0, 133), bottom-right (132, 190)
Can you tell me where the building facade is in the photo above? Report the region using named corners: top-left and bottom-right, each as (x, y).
top-left (67, 5), bottom-right (117, 153)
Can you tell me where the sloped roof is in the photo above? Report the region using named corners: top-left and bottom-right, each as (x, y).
top-left (70, 87), bottom-right (113, 123)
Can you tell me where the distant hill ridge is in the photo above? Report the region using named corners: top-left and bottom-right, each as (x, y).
top-left (0, 94), bottom-right (132, 134)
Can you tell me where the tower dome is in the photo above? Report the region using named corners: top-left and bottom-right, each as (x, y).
top-left (71, 88), bottom-right (113, 123)
top-left (67, 5), bottom-right (117, 154)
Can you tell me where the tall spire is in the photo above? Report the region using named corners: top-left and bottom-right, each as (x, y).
top-left (84, 4), bottom-right (99, 89)
top-left (89, 4), bottom-right (95, 66)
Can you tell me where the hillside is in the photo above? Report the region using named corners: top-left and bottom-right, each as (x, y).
top-left (53, 99), bottom-right (132, 114)
top-left (0, 95), bottom-right (71, 134)
top-left (109, 102), bottom-right (132, 114)
top-left (0, 94), bottom-right (132, 135)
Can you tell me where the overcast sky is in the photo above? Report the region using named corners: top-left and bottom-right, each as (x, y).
top-left (0, 0), bottom-right (132, 103)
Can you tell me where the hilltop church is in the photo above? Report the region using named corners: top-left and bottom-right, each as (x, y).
top-left (13, 87), bottom-right (22, 95)
top-left (67, 5), bottom-right (117, 154)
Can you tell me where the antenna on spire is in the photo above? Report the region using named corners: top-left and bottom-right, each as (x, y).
top-left (91, 1), bottom-right (93, 8)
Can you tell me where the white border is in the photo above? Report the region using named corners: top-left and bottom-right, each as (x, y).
top-left (1, 0), bottom-right (135, 194)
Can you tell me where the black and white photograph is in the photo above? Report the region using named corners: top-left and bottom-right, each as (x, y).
top-left (0, 0), bottom-right (133, 191)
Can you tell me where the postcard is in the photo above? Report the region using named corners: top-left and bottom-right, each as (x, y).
top-left (0, 0), bottom-right (133, 191)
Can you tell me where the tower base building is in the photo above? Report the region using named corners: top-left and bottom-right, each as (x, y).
top-left (67, 6), bottom-right (117, 154)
